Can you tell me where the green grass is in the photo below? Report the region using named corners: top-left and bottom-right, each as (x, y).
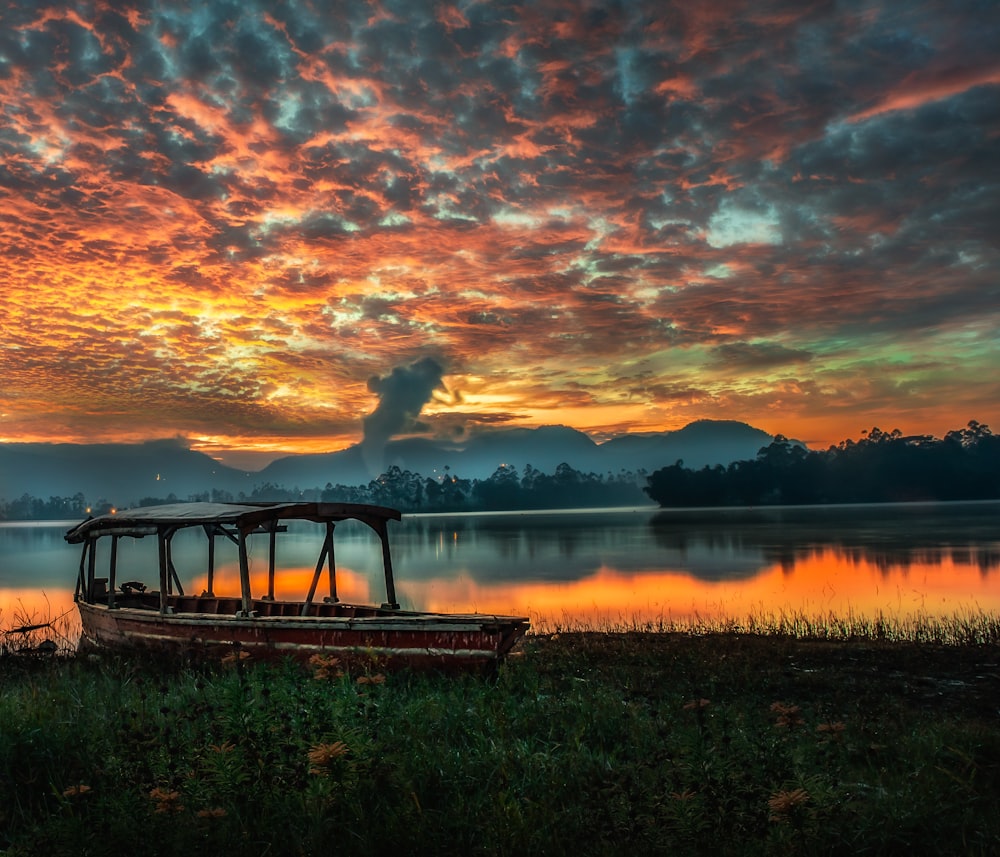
top-left (547, 606), bottom-right (1000, 646)
top-left (1, 617), bottom-right (999, 855)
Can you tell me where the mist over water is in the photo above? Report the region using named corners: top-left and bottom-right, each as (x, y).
top-left (3, 503), bottom-right (999, 634)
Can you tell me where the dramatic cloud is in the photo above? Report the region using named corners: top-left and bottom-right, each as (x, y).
top-left (361, 356), bottom-right (446, 474)
top-left (1, 0), bottom-right (998, 460)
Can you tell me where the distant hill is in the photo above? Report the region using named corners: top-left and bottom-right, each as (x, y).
top-left (0, 420), bottom-right (778, 506)
top-left (0, 439), bottom-right (255, 505)
top-left (597, 420), bottom-right (776, 473)
top-left (258, 425), bottom-right (608, 488)
top-left (261, 420), bottom-right (775, 488)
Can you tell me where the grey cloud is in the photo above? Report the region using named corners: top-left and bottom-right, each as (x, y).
top-left (713, 342), bottom-right (815, 370)
top-left (360, 356), bottom-right (447, 474)
top-left (467, 311), bottom-right (513, 327)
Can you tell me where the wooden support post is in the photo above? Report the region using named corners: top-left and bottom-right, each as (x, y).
top-left (206, 525), bottom-right (216, 596)
top-left (164, 533), bottom-right (172, 596)
top-left (75, 542), bottom-right (88, 603)
top-left (267, 526), bottom-right (277, 600)
top-left (86, 535), bottom-right (97, 604)
top-left (157, 530), bottom-right (169, 615)
top-left (378, 521), bottom-right (399, 610)
top-left (302, 540), bottom-right (329, 616)
top-left (108, 535), bottom-right (118, 608)
top-left (162, 528), bottom-right (183, 596)
top-left (237, 529), bottom-right (253, 617)
top-left (324, 522), bottom-right (338, 603)
top-left (168, 557), bottom-right (185, 596)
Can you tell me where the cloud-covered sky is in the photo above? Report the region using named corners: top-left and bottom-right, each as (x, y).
top-left (2, 0), bottom-right (998, 462)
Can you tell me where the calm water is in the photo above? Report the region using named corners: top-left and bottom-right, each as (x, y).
top-left (2, 502), bottom-right (999, 636)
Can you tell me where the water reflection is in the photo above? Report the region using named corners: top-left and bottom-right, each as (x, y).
top-left (397, 509), bottom-right (768, 582)
top-left (395, 504), bottom-right (1000, 627)
top-left (2, 502), bottom-right (999, 633)
top-left (649, 502), bottom-right (1000, 576)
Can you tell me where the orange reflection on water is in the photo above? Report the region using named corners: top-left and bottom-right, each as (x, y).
top-left (4, 548), bottom-right (998, 639)
top-left (404, 547), bottom-right (1000, 632)
top-left (0, 566), bottom-right (376, 643)
top-left (761, 548), bottom-right (1000, 617)
top-left (0, 587), bottom-right (81, 642)
top-left (189, 565), bottom-right (375, 605)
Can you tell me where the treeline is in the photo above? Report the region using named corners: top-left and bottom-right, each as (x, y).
top-left (206, 463), bottom-right (648, 513)
top-left (331, 463), bottom-right (649, 512)
top-left (0, 463), bottom-right (649, 521)
top-left (0, 492), bottom-right (91, 521)
top-left (645, 421), bottom-right (1000, 507)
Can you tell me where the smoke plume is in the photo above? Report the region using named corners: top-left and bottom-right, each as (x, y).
top-left (360, 357), bottom-right (446, 475)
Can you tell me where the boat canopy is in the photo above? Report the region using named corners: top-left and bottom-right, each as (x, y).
top-left (65, 501), bottom-right (401, 543)
top-left (65, 501), bottom-right (403, 616)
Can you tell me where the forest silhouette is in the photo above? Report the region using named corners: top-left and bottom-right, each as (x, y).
top-left (644, 420), bottom-right (1000, 507)
top-left (0, 463), bottom-right (648, 520)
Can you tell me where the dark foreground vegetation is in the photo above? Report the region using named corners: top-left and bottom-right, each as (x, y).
top-left (646, 420), bottom-right (1000, 507)
top-left (3, 619), bottom-right (1000, 855)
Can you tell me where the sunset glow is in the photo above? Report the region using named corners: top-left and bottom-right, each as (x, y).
top-left (6, 547), bottom-right (998, 640)
top-left (405, 548), bottom-right (1000, 631)
top-left (2, 1), bottom-right (998, 459)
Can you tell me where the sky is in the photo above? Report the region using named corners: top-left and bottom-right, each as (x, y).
top-left (2, 0), bottom-right (998, 467)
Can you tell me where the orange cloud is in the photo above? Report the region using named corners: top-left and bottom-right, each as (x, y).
top-left (848, 65), bottom-right (1000, 123)
top-left (0, 0), bottom-right (997, 460)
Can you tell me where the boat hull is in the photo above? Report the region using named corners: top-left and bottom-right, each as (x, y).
top-left (77, 600), bottom-right (528, 671)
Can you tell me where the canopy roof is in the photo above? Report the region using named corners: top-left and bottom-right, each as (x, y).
top-left (65, 501), bottom-right (401, 543)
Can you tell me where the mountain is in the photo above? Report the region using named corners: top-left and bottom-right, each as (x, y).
top-left (599, 420), bottom-right (775, 473)
top-left (258, 425), bottom-right (605, 488)
top-left (0, 420), bottom-right (780, 506)
top-left (0, 439), bottom-right (254, 505)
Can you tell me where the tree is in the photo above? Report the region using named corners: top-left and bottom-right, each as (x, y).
top-left (473, 465), bottom-right (523, 509)
top-left (646, 422), bottom-right (1000, 507)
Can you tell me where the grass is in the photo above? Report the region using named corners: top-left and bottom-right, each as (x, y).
top-left (0, 603), bottom-right (78, 658)
top-left (1, 613), bottom-right (999, 855)
top-left (554, 606), bottom-right (1000, 646)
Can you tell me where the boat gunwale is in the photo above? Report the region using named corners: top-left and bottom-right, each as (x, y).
top-left (77, 599), bottom-right (530, 630)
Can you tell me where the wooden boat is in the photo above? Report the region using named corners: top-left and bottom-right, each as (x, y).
top-left (64, 501), bottom-right (529, 670)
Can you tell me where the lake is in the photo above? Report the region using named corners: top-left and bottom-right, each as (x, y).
top-left (2, 502), bottom-right (999, 639)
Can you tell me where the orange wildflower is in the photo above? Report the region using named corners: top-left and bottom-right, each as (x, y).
top-left (197, 807), bottom-right (228, 819)
top-left (770, 702), bottom-right (804, 729)
top-left (768, 787), bottom-right (810, 820)
top-left (149, 787), bottom-right (184, 814)
top-left (62, 784), bottom-right (91, 798)
top-left (310, 654), bottom-right (343, 680)
top-left (308, 741), bottom-right (350, 774)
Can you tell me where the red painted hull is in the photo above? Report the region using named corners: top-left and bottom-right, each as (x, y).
top-left (77, 600), bottom-right (528, 671)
